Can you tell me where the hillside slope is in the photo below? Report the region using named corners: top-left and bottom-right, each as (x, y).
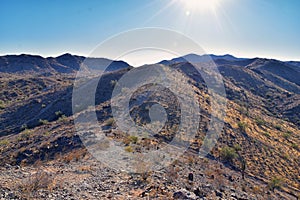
top-left (0, 54), bottom-right (299, 199)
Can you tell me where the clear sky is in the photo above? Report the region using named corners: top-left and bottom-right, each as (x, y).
top-left (1, 0), bottom-right (300, 63)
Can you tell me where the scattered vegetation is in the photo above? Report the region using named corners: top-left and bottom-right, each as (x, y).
top-left (125, 146), bottom-right (133, 153)
top-left (58, 115), bottom-right (67, 122)
top-left (237, 121), bottom-right (248, 132)
top-left (282, 132), bottom-right (291, 139)
top-left (104, 118), bottom-right (114, 126)
top-left (268, 177), bottom-right (283, 191)
top-left (233, 144), bottom-right (242, 151)
top-left (128, 135), bottom-right (138, 144)
top-left (263, 132), bottom-right (271, 138)
top-left (255, 117), bottom-right (266, 126)
top-left (20, 124), bottom-right (28, 131)
top-left (110, 80), bottom-right (117, 86)
top-left (39, 119), bottom-right (49, 125)
top-left (20, 169), bottom-right (55, 198)
top-left (274, 124), bottom-right (282, 131)
top-left (0, 139), bottom-right (9, 146)
top-left (220, 146), bottom-right (238, 162)
top-left (0, 100), bottom-right (5, 109)
top-left (18, 129), bottom-right (33, 141)
top-left (121, 87), bottom-right (129, 93)
top-left (55, 110), bottom-right (63, 118)
top-left (291, 143), bottom-right (299, 150)
top-left (44, 131), bottom-right (51, 136)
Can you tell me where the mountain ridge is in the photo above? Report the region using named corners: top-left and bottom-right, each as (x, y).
top-left (0, 53), bottom-right (131, 74)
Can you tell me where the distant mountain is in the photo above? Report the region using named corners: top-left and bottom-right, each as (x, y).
top-left (0, 53), bottom-right (130, 74)
top-left (286, 61), bottom-right (300, 69)
top-left (246, 58), bottom-right (300, 86)
top-left (158, 53), bottom-right (245, 65)
top-left (160, 54), bottom-right (300, 88)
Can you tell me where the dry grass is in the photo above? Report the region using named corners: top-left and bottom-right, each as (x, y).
top-left (19, 169), bottom-right (56, 198)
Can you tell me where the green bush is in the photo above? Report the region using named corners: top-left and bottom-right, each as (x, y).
top-left (55, 111), bottom-right (63, 117)
top-left (263, 132), bottom-right (271, 138)
top-left (283, 132), bottom-right (291, 139)
top-left (255, 117), bottom-right (266, 126)
top-left (268, 177), bottom-right (283, 191)
top-left (237, 121), bottom-right (248, 132)
top-left (274, 124), bottom-right (282, 131)
top-left (58, 115), bottom-right (67, 122)
top-left (18, 129), bottom-right (33, 141)
top-left (0, 139), bottom-right (9, 146)
top-left (128, 135), bottom-right (138, 144)
top-left (110, 80), bottom-right (117, 86)
top-left (0, 100), bottom-right (5, 109)
top-left (220, 146), bottom-right (238, 162)
top-left (233, 144), bottom-right (242, 151)
top-left (291, 143), bottom-right (299, 150)
top-left (39, 119), bottom-right (48, 125)
top-left (20, 124), bottom-right (28, 131)
top-left (125, 146), bottom-right (133, 153)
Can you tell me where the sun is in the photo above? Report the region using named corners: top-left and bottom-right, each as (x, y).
top-left (180, 0), bottom-right (220, 14)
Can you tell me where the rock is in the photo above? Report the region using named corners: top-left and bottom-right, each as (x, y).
top-left (188, 173), bottom-right (194, 182)
top-left (194, 188), bottom-right (206, 197)
top-left (173, 189), bottom-right (197, 200)
top-left (215, 190), bottom-right (223, 198)
top-left (229, 175), bottom-right (235, 182)
top-left (231, 192), bottom-right (237, 198)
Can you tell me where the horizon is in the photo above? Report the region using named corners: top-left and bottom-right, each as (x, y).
top-left (0, 52), bottom-right (299, 68)
top-left (1, 0), bottom-right (300, 64)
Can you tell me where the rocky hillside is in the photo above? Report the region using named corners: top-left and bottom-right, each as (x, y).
top-left (0, 53), bottom-right (299, 199)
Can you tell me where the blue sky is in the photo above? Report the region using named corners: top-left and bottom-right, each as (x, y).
top-left (1, 0), bottom-right (300, 62)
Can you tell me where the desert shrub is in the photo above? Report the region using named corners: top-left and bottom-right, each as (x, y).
top-left (0, 139), bottom-right (9, 146)
top-left (20, 124), bottom-right (28, 131)
top-left (233, 144), bottom-right (242, 151)
top-left (237, 121), bottom-right (248, 132)
top-left (39, 119), bottom-right (48, 125)
top-left (274, 124), bottom-right (282, 131)
top-left (268, 177), bottom-right (283, 191)
top-left (18, 129), bottom-right (33, 141)
top-left (121, 87), bottom-right (129, 93)
top-left (263, 132), bottom-right (271, 138)
top-left (55, 110), bottom-right (63, 117)
top-left (255, 117), bottom-right (266, 126)
top-left (20, 169), bottom-right (55, 197)
top-left (125, 146), bottom-right (133, 153)
top-left (0, 100), bottom-right (5, 109)
top-left (110, 80), bottom-right (117, 86)
top-left (128, 135), bottom-right (138, 144)
top-left (58, 114), bottom-right (67, 122)
top-left (44, 131), bottom-right (51, 136)
top-left (220, 146), bottom-right (238, 162)
top-left (291, 143), bottom-right (299, 150)
top-left (104, 118), bottom-right (114, 126)
top-left (283, 132), bottom-right (291, 139)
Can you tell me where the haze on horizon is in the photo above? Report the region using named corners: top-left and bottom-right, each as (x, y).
top-left (1, 0), bottom-right (300, 65)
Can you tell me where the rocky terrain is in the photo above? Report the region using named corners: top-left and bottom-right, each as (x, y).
top-left (0, 53), bottom-right (299, 199)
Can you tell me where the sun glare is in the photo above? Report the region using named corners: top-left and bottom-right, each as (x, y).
top-left (180, 0), bottom-right (220, 14)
